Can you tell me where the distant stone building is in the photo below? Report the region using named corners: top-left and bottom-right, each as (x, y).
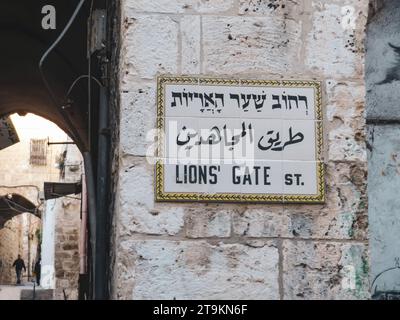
top-left (0, 114), bottom-right (82, 300)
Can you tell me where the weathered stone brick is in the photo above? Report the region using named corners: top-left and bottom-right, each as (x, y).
top-left (239, 0), bottom-right (300, 18)
top-left (181, 16), bottom-right (201, 74)
top-left (284, 161), bottom-right (368, 240)
top-left (125, 0), bottom-right (235, 14)
top-left (185, 206), bottom-right (233, 238)
top-left (233, 205), bottom-right (289, 238)
top-left (118, 240), bottom-right (279, 299)
top-left (325, 80), bottom-right (366, 162)
top-left (118, 156), bottom-right (185, 236)
top-left (120, 82), bottom-right (157, 156)
top-left (202, 16), bottom-right (302, 75)
top-left (283, 241), bottom-right (369, 299)
top-left (121, 15), bottom-right (179, 81)
top-left (231, 161), bottom-right (367, 241)
top-left (191, 0), bottom-right (236, 13)
top-left (305, 1), bottom-right (368, 79)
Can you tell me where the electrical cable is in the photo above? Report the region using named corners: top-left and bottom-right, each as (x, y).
top-left (39, 0), bottom-right (87, 150)
top-left (66, 75), bottom-right (103, 99)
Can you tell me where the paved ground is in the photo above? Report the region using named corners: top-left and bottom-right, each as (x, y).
top-left (0, 283), bottom-right (36, 300)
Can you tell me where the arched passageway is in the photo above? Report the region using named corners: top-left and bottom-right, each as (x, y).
top-left (0, 194), bottom-right (38, 229)
top-left (0, 193), bottom-right (40, 286)
top-left (0, 0), bottom-right (113, 299)
top-left (0, 113), bottom-right (84, 299)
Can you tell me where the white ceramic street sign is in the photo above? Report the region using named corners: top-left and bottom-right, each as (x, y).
top-left (156, 76), bottom-right (325, 203)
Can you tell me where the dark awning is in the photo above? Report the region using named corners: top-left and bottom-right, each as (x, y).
top-left (43, 182), bottom-right (82, 200)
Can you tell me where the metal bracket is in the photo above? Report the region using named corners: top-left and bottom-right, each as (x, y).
top-left (89, 9), bottom-right (107, 55)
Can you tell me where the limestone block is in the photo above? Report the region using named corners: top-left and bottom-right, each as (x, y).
top-left (202, 16), bottom-right (302, 75)
top-left (121, 14), bottom-right (179, 81)
top-left (117, 240), bottom-right (279, 299)
top-left (191, 0), bottom-right (236, 13)
top-left (113, 246), bottom-right (137, 300)
top-left (305, 1), bottom-right (368, 79)
top-left (283, 240), bottom-right (369, 299)
top-left (118, 156), bottom-right (185, 236)
top-left (327, 126), bottom-right (366, 162)
top-left (325, 79), bottom-right (365, 104)
top-left (325, 80), bottom-right (366, 161)
top-left (181, 16), bottom-right (201, 74)
top-left (284, 161), bottom-right (367, 240)
top-left (232, 161), bottom-right (367, 240)
top-left (120, 82), bottom-right (157, 156)
top-left (124, 0), bottom-right (236, 14)
top-left (239, 0), bottom-right (301, 19)
top-left (185, 205), bottom-right (233, 238)
top-left (233, 205), bottom-right (290, 238)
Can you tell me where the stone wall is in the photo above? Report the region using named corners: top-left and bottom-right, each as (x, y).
top-left (53, 144), bottom-right (83, 300)
top-left (0, 216), bottom-right (23, 284)
top-left (53, 197), bottom-right (81, 300)
top-left (0, 213), bottom-right (41, 284)
top-left (111, 0), bottom-right (370, 299)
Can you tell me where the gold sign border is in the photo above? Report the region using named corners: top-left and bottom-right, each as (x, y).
top-left (155, 76), bottom-right (325, 204)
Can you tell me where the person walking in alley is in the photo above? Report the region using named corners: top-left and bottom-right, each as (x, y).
top-left (34, 258), bottom-right (41, 286)
top-left (12, 255), bottom-right (26, 285)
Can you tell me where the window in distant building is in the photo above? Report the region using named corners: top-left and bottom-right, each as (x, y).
top-left (30, 139), bottom-right (48, 166)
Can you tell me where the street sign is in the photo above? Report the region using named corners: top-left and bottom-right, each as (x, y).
top-left (155, 76), bottom-right (324, 203)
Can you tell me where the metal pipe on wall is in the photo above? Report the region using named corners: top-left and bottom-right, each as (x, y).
top-left (83, 151), bottom-right (97, 299)
top-left (79, 174), bottom-right (88, 274)
top-left (37, 0), bottom-right (110, 299)
top-left (95, 86), bottom-right (110, 300)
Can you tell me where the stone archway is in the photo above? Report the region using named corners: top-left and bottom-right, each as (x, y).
top-left (0, 193), bottom-right (39, 229)
top-left (0, 0), bottom-right (115, 299)
top-left (0, 193), bottom-right (40, 285)
top-left (0, 1), bottom-right (91, 150)
top-left (0, 111), bottom-right (86, 299)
